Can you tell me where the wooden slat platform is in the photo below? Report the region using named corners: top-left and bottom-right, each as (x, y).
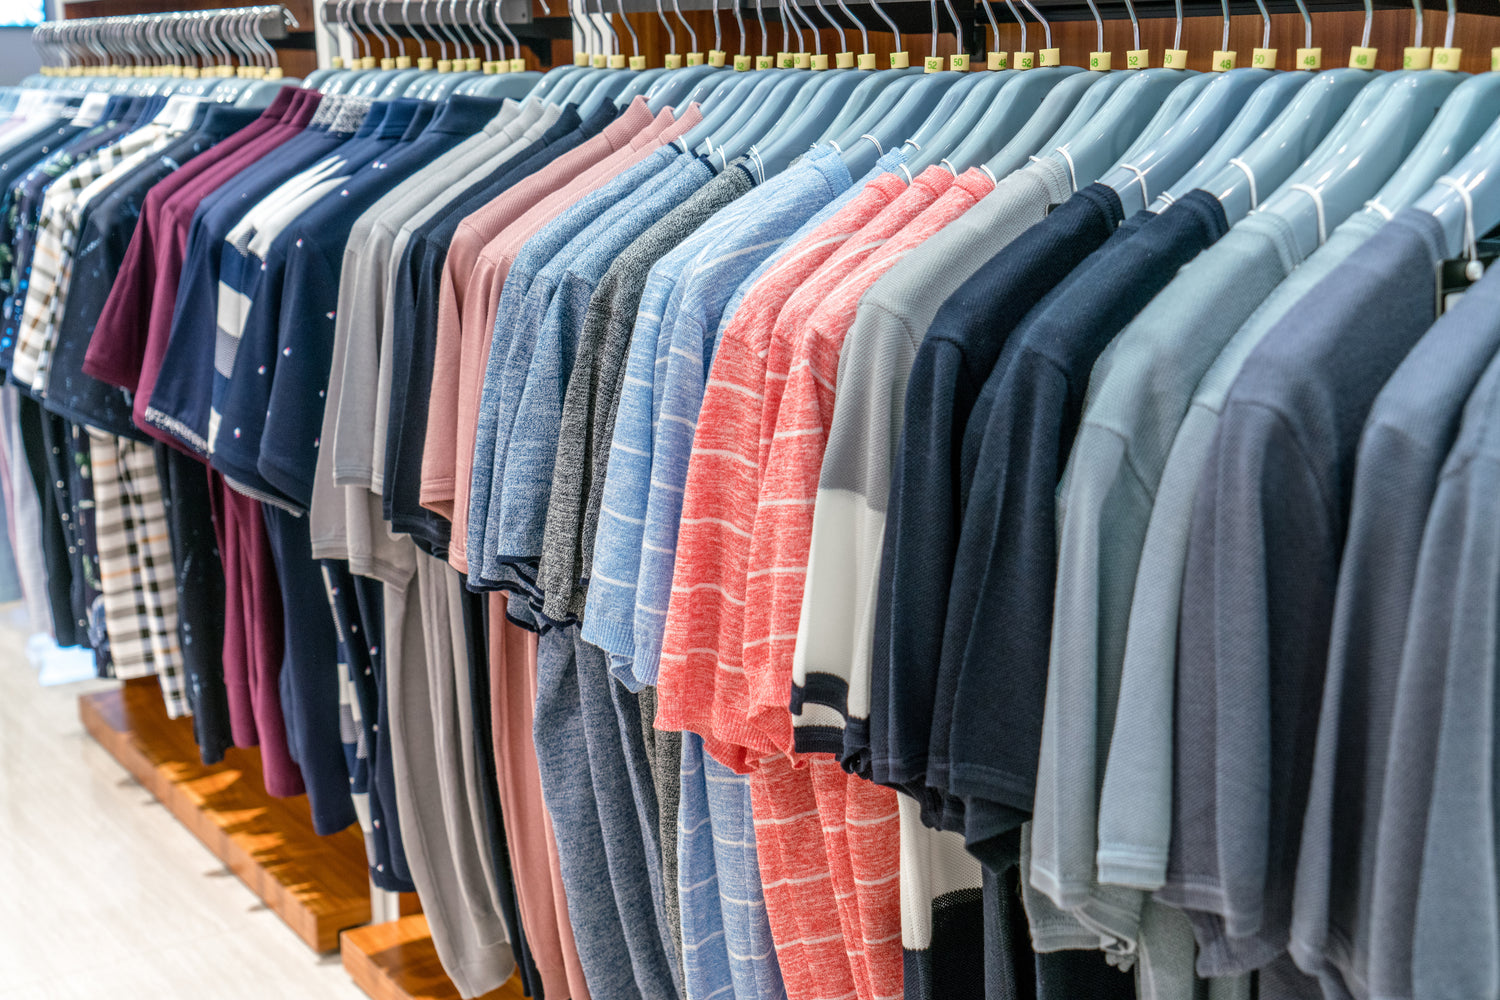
top-left (79, 676), bottom-right (372, 953)
top-left (342, 915), bottom-right (527, 1000)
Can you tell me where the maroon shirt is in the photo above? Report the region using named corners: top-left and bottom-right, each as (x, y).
top-left (84, 88), bottom-right (302, 396)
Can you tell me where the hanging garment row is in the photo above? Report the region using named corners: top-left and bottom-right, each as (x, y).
top-left (7, 0), bottom-right (1500, 999)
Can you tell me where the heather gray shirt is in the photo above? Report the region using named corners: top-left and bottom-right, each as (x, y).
top-left (536, 167), bottom-right (754, 623)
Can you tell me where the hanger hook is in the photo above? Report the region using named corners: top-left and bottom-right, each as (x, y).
top-left (1221, 0), bottom-right (1230, 51)
top-left (674, 0), bottom-right (698, 53)
top-left (1017, 0), bottom-right (1049, 50)
top-left (468, 0), bottom-right (493, 62)
top-left (866, 0), bottom-right (901, 52)
top-left (1444, 0), bottom-right (1455, 47)
top-left (361, 0), bottom-right (391, 60)
top-left (811, 0), bottom-right (843, 53)
top-left (940, 0), bottom-right (963, 58)
top-left (1250, 0), bottom-right (1269, 49)
top-left (731, 0), bottom-right (745, 55)
top-left (753, 0), bottom-right (767, 56)
top-left (1172, 0), bottom-right (1182, 52)
top-left (614, 0), bottom-right (640, 56)
top-left (419, 0), bottom-right (446, 60)
top-left (834, 0), bottom-right (867, 53)
top-left (780, 0), bottom-right (797, 55)
top-left (593, 0), bottom-right (619, 54)
top-left (654, 0), bottom-right (677, 56)
top-left (375, 0), bottom-right (404, 60)
top-left (1361, 0), bottom-right (1372, 47)
top-left (437, 0), bottom-right (469, 60)
top-left (493, 0), bottom-right (522, 61)
top-left (792, 0), bottom-right (819, 54)
top-left (1410, 0), bottom-right (1422, 48)
top-left (1083, 0), bottom-right (1102, 53)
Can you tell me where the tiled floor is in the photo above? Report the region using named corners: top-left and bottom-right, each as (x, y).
top-left (0, 607), bottom-right (369, 999)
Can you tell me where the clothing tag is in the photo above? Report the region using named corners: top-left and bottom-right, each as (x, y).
top-left (950, 53), bottom-right (970, 71)
top-left (75, 91), bottom-right (111, 127)
top-left (1163, 48), bottom-right (1189, 69)
top-left (756, 55), bottom-right (776, 70)
top-left (1126, 48), bottom-right (1149, 68)
top-left (890, 51), bottom-right (910, 68)
top-left (777, 51), bottom-right (793, 68)
top-left (1434, 47), bottom-right (1462, 70)
top-left (1039, 47), bottom-right (1061, 66)
top-left (1296, 46), bottom-right (1322, 69)
top-left (924, 55), bottom-right (943, 73)
top-left (1014, 51), bottom-right (1035, 69)
top-left (1437, 240), bottom-right (1500, 315)
top-left (1349, 46), bottom-right (1377, 68)
top-left (1252, 47), bottom-right (1276, 67)
top-left (1211, 49), bottom-right (1236, 70)
top-left (988, 51), bottom-right (1008, 69)
top-left (1090, 51), bottom-right (1111, 69)
top-left (1403, 46), bottom-right (1432, 69)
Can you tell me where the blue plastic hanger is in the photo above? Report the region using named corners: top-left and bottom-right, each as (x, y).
top-left (810, 0), bottom-right (922, 145)
top-left (903, 0), bottom-right (1015, 172)
top-left (1258, 0), bottom-right (1467, 258)
top-left (644, 0), bottom-right (723, 112)
top-left (422, 0), bottom-right (486, 101)
top-left (1101, 0), bottom-right (1281, 215)
top-left (1413, 105), bottom-right (1500, 259)
top-left (467, 0), bottom-right (543, 96)
top-left (608, 0), bottom-right (671, 103)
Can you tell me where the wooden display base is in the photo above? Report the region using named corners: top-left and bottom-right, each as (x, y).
top-left (79, 677), bottom-right (372, 953)
top-left (342, 914), bottom-right (527, 1000)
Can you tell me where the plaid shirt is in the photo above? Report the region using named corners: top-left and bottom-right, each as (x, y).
top-left (12, 122), bottom-right (174, 392)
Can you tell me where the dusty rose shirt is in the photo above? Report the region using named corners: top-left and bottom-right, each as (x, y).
top-left (435, 104), bottom-right (703, 573)
top-left (488, 592), bottom-right (590, 1000)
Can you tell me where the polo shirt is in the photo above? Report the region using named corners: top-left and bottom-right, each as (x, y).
top-left (1289, 265), bottom-right (1500, 1000)
top-left (1100, 209), bottom-right (1384, 899)
top-left (479, 154), bottom-right (721, 598)
top-left (787, 163), bottom-right (1056, 780)
top-left (654, 160), bottom-right (914, 756)
top-left (423, 103), bottom-right (619, 578)
top-left (149, 99), bottom-right (410, 466)
top-left (1162, 209), bottom-right (1445, 978)
top-left (536, 158), bottom-right (759, 626)
top-left (81, 88), bottom-right (299, 396)
top-left (40, 109), bottom-right (255, 439)
top-left (308, 99), bottom-right (550, 577)
top-left (585, 149), bottom-right (850, 689)
top-left (870, 169), bottom-right (1112, 815)
top-left (129, 90), bottom-right (321, 451)
top-left (1403, 346), bottom-right (1500, 1000)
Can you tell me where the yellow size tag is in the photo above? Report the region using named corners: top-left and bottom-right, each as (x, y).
top-left (1251, 47), bottom-right (1277, 67)
top-left (987, 51), bottom-right (1008, 69)
top-left (509, 58), bottom-right (526, 72)
top-left (1039, 47), bottom-right (1061, 66)
top-left (1403, 46), bottom-right (1432, 69)
top-left (1296, 46), bottom-right (1322, 69)
top-left (183, 65), bottom-right (200, 79)
top-left (757, 55), bottom-right (776, 70)
top-left (1434, 47), bottom-right (1462, 70)
top-left (890, 51), bottom-right (910, 68)
top-left (1163, 48), bottom-right (1189, 69)
top-left (710, 50), bottom-right (727, 67)
top-left (836, 51), bottom-right (855, 68)
top-left (362, 55), bottom-right (378, 69)
top-left (604, 54), bottom-right (624, 68)
top-left (686, 52), bottom-right (705, 66)
top-left (437, 59), bottom-right (453, 72)
top-left (418, 56), bottom-right (435, 70)
top-left (331, 56), bottom-right (345, 68)
top-left (858, 53), bottom-right (877, 69)
top-left (924, 55), bottom-right (943, 73)
top-left (734, 54), bottom-right (752, 70)
top-left (267, 67), bottom-right (284, 79)
top-left (1492, 47), bottom-right (1500, 70)
top-left (396, 55), bottom-right (413, 68)
top-left (1090, 51), bottom-right (1111, 69)
top-left (811, 54), bottom-right (829, 69)
top-left (1014, 51), bottom-right (1034, 69)
top-left (795, 52), bottom-right (812, 69)
top-left (469, 58), bottom-right (484, 71)
top-left (777, 52), bottom-right (792, 68)
top-left (950, 53), bottom-right (970, 71)
top-left (379, 56), bottom-right (395, 70)
top-left (665, 54), bottom-right (683, 68)
top-left (593, 54), bottom-right (608, 68)
top-left (481, 60), bottom-right (495, 73)
top-left (574, 52), bottom-right (590, 66)
top-left (1211, 49), bottom-right (1236, 70)
top-left (630, 55), bottom-right (647, 70)
top-left (1126, 48), bottom-right (1149, 68)
top-left (1349, 46), bottom-right (1377, 68)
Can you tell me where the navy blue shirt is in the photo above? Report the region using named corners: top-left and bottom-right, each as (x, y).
top-left (870, 184), bottom-right (1123, 824)
top-left (942, 190), bottom-right (1228, 865)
